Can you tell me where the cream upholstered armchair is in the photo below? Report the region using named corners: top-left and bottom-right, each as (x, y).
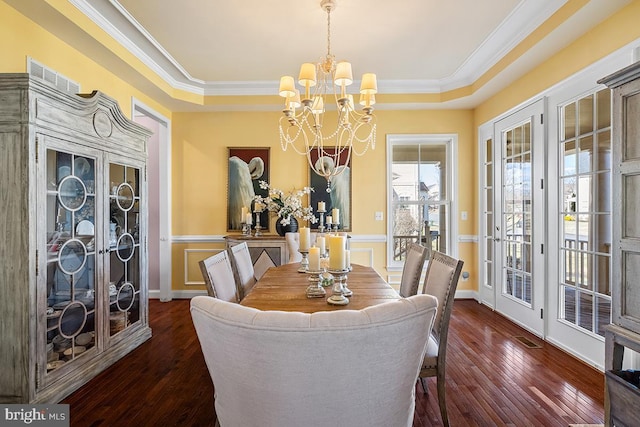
top-left (399, 243), bottom-right (429, 297)
top-left (418, 250), bottom-right (464, 427)
top-left (190, 294), bottom-right (438, 427)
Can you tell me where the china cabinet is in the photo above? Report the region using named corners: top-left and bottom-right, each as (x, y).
top-left (0, 74), bottom-right (152, 403)
top-left (599, 62), bottom-right (640, 426)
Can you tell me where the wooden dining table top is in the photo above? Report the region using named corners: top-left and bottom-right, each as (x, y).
top-left (240, 262), bottom-right (400, 313)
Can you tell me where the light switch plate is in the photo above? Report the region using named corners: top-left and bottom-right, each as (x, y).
top-left (375, 211), bottom-right (383, 221)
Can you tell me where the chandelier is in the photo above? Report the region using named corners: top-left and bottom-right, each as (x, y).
top-left (278, 0), bottom-right (377, 190)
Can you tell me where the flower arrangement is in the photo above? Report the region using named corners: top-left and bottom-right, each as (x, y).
top-left (253, 181), bottom-right (318, 225)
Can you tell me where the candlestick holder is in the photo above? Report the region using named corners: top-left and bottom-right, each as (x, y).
top-left (241, 222), bottom-right (251, 236)
top-left (305, 269), bottom-right (326, 298)
top-left (332, 224), bottom-right (340, 233)
top-left (253, 211), bottom-right (263, 237)
top-left (298, 249), bottom-right (309, 273)
top-left (317, 209), bottom-right (326, 233)
top-left (327, 268), bottom-right (350, 305)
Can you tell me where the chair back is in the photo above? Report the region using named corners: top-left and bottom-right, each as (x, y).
top-left (229, 242), bottom-right (257, 299)
top-left (191, 294), bottom-right (438, 427)
top-left (399, 243), bottom-right (429, 297)
top-left (421, 251), bottom-right (463, 342)
top-left (198, 251), bottom-right (239, 303)
top-left (285, 232), bottom-right (302, 263)
top-left (285, 232), bottom-right (318, 263)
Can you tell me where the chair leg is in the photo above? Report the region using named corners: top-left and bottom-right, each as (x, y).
top-left (419, 377), bottom-right (428, 394)
top-left (436, 370), bottom-right (449, 427)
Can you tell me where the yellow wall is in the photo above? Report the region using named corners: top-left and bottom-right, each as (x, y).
top-left (0, 0), bottom-right (170, 120)
top-left (170, 108), bottom-right (477, 291)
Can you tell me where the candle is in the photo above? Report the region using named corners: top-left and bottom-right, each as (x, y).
top-left (245, 213), bottom-right (252, 225)
top-left (329, 235), bottom-right (346, 270)
top-left (318, 201), bottom-right (326, 211)
top-left (345, 250), bottom-right (350, 268)
top-left (326, 215), bottom-right (332, 225)
top-left (309, 246), bottom-right (320, 271)
top-left (316, 236), bottom-right (325, 255)
top-left (300, 227), bottom-right (310, 251)
top-left (241, 206), bottom-right (248, 221)
top-left (332, 208), bottom-right (340, 224)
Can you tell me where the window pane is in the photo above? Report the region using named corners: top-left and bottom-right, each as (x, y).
top-left (390, 138), bottom-right (450, 267)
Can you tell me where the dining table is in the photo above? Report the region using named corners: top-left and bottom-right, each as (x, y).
top-left (240, 262), bottom-right (401, 313)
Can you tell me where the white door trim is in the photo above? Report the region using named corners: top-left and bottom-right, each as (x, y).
top-left (132, 98), bottom-right (172, 302)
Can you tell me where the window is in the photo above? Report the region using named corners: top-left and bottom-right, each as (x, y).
top-left (558, 88), bottom-right (612, 337)
top-left (387, 134), bottom-right (456, 269)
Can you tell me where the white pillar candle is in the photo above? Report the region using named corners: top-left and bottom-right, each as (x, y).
top-left (318, 201), bottom-right (326, 211)
top-left (309, 246), bottom-right (320, 271)
top-left (329, 235), bottom-right (346, 270)
top-left (300, 227), bottom-right (310, 251)
top-left (332, 208), bottom-right (340, 224)
top-left (316, 236), bottom-right (325, 255)
top-left (245, 213), bottom-right (252, 225)
top-left (345, 249), bottom-right (350, 268)
top-left (241, 206), bottom-right (248, 221)
top-left (326, 215), bottom-right (332, 225)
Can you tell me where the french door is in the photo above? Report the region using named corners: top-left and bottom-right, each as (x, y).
top-left (492, 100), bottom-right (545, 336)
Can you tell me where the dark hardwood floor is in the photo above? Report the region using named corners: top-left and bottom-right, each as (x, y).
top-left (63, 299), bottom-right (604, 426)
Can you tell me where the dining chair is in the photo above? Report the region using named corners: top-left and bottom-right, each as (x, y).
top-left (398, 242), bottom-right (429, 297)
top-left (229, 242), bottom-right (257, 299)
top-left (418, 250), bottom-right (464, 427)
top-left (198, 250), bottom-right (239, 303)
top-left (191, 293), bottom-right (438, 427)
top-left (285, 231), bottom-right (317, 263)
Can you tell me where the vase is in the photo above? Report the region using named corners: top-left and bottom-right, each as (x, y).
top-left (275, 216), bottom-right (298, 236)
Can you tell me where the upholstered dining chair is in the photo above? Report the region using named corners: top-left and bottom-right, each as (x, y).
top-left (198, 250), bottom-right (239, 303)
top-left (418, 250), bottom-right (464, 427)
top-left (285, 231), bottom-right (317, 263)
top-left (191, 294), bottom-right (438, 427)
top-left (228, 242), bottom-right (257, 300)
top-left (398, 242), bottom-right (429, 297)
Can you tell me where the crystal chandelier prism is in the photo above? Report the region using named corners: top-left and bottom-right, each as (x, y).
top-left (278, 0), bottom-right (377, 190)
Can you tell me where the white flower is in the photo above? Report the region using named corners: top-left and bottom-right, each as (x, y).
top-left (253, 181), bottom-right (318, 225)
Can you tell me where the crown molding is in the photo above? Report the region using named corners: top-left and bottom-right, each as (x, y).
top-left (69, 0), bottom-right (570, 98)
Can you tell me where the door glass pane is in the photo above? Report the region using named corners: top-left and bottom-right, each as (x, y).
top-left (109, 163), bottom-right (142, 336)
top-left (502, 122), bottom-right (532, 305)
top-left (483, 135), bottom-right (494, 292)
top-left (559, 90), bottom-right (612, 336)
top-left (46, 149), bottom-right (97, 373)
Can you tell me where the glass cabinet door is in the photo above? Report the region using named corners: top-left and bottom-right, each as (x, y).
top-left (45, 149), bottom-right (98, 373)
top-left (108, 162), bottom-right (142, 337)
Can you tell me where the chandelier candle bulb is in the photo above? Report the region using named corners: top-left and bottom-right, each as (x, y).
top-left (329, 235), bottom-right (347, 270)
top-left (309, 246), bottom-right (321, 271)
top-left (332, 208), bottom-right (340, 224)
top-left (300, 227), bottom-right (311, 251)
